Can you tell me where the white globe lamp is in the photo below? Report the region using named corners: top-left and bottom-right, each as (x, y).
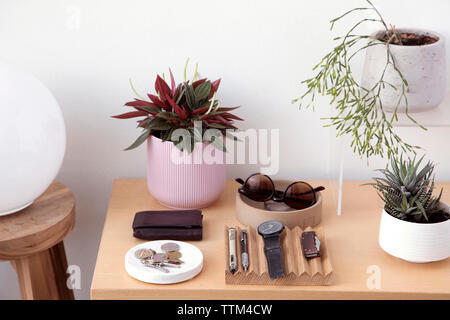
top-left (0, 63), bottom-right (66, 216)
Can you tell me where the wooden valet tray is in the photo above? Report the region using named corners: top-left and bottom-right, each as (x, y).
top-left (224, 225), bottom-right (333, 286)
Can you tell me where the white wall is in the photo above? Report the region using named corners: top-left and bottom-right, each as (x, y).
top-left (1, 0), bottom-right (449, 299)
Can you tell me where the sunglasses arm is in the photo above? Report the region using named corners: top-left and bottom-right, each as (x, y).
top-left (296, 186), bottom-right (325, 196)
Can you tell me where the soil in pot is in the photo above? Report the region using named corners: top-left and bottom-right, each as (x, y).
top-left (385, 206), bottom-right (450, 224)
top-left (378, 30), bottom-right (438, 46)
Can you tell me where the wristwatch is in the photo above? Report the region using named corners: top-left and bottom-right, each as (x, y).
top-left (257, 221), bottom-right (285, 279)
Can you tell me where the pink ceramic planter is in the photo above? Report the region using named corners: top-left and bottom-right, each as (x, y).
top-left (146, 136), bottom-right (226, 209)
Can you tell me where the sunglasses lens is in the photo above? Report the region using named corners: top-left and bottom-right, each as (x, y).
top-left (243, 174), bottom-right (273, 201)
top-left (284, 182), bottom-right (316, 209)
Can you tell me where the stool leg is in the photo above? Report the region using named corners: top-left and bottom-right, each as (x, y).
top-left (49, 241), bottom-right (75, 300)
top-left (11, 241), bottom-right (74, 300)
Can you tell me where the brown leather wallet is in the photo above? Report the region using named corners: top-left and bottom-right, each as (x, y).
top-left (132, 210), bottom-right (203, 241)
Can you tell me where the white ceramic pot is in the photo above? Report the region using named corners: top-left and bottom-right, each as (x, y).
top-left (379, 205), bottom-right (450, 263)
top-left (362, 28), bottom-right (446, 113)
top-left (0, 63), bottom-right (66, 216)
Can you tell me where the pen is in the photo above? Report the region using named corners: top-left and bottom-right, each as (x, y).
top-left (240, 229), bottom-right (249, 272)
top-left (228, 228), bottom-right (237, 274)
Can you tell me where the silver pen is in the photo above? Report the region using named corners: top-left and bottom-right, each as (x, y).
top-left (228, 228), bottom-right (237, 273)
top-left (240, 229), bottom-right (249, 272)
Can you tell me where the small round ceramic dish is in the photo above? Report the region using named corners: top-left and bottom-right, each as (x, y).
top-left (125, 240), bottom-right (203, 284)
top-left (235, 180), bottom-right (323, 229)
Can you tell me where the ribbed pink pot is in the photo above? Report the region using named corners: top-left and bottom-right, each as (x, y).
top-left (146, 136), bottom-right (226, 209)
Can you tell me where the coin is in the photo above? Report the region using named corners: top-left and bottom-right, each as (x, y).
top-left (152, 253), bottom-right (168, 263)
top-left (135, 248), bottom-right (155, 260)
top-left (167, 251), bottom-right (182, 260)
top-left (161, 242), bottom-right (180, 252)
top-left (165, 258), bottom-right (183, 265)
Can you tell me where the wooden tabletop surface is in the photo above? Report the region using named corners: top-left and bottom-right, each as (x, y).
top-left (90, 179), bottom-right (450, 299)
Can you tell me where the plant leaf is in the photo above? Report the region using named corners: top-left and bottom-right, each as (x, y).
top-left (169, 68), bottom-right (176, 96)
top-left (210, 136), bottom-right (226, 152)
top-left (194, 81), bottom-right (212, 102)
top-left (155, 75), bottom-right (171, 100)
top-left (125, 99), bottom-right (157, 108)
top-left (147, 117), bottom-right (172, 130)
top-left (192, 78), bottom-right (207, 88)
top-left (184, 83), bottom-right (196, 110)
top-left (166, 96), bottom-right (187, 120)
top-left (208, 78), bottom-right (221, 98)
top-left (125, 129), bottom-right (151, 150)
top-left (148, 94), bottom-right (171, 111)
top-left (112, 111), bottom-right (148, 119)
top-left (155, 111), bottom-right (179, 120)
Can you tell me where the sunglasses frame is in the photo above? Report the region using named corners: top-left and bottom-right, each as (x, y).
top-left (236, 173), bottom-right (324, 209)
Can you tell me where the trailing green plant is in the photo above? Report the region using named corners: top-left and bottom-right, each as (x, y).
top-left (367, 156), bottom-right (449, 223)
top-left (293, 0), bottom-right (426, 161)
top-left (113, 59), bottom-right (243, 152)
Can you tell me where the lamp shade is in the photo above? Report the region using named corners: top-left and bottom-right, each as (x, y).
top-left (0, 63), bottom-right (66, 216)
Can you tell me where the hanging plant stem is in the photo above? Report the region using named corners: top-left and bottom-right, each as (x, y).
top-left (293, 0), bottom-right (426, 161)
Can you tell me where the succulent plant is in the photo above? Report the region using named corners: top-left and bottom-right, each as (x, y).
top-left (368, 156), bottom-right (448, 223)
top-left (113, 60), bottom-right (242, 152)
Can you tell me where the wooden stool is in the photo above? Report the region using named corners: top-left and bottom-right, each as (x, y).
top-left (0, 182), bottom-right (75, 300)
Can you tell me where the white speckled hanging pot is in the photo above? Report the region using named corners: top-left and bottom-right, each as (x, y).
top-left (379, 203), bottom-right (450, 263)
top-left (362, 28), bottom-right (446, 113)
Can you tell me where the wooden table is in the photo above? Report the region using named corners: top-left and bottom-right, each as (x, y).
top-left (91, 179), bottom-right (450, 299)
top-left (0, 182), bottom-right (75, 300)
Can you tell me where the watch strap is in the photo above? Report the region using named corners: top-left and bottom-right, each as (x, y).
top-left (263, 234), bottom-right (285, 279)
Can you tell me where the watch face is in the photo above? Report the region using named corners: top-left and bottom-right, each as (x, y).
top-left (257, 220), bottom-right (284, 236)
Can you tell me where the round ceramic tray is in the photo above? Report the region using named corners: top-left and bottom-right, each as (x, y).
top-left (235, 180), bottom-right (323, 229)
top-left (125, 240), bottom-right (203, 284)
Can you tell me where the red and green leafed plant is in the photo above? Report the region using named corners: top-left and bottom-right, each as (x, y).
top-left (113, 60), bottom-right (243, 152)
